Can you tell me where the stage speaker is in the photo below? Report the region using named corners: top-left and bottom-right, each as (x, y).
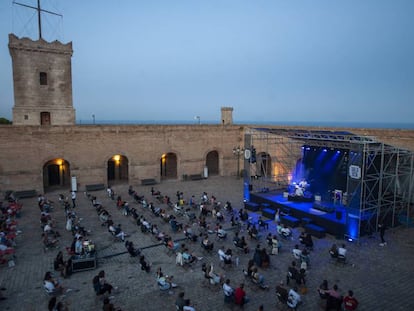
top-left (249, 184), bottom-right (253, 191)
top-left (336, 211), bottom-right (342, 220)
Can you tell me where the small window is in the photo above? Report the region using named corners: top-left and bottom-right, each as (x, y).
top-left (40, 72), bottom-right (48, 85)
top-left (24, 115), bottom-right (29, 120)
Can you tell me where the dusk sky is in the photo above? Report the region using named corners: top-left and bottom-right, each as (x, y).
top-left (0, 0), bottom-right (413, 125)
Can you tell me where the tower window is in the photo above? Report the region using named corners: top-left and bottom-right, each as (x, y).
top-left (40, 72), bottom-right (48, 85)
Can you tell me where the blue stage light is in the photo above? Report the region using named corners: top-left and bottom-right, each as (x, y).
top-left (323, 149), bottom-right (327, 152)
top-left (337, 150), bottom-right (341, 154)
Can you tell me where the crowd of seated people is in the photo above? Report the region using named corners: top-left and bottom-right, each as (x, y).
top-left (40, 209), bottom-right (59, 252)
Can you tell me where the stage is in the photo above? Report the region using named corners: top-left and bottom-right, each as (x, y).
top-left (249, 191), bottom-right (348, 238)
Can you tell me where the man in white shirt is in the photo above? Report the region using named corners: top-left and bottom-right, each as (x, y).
top-left (287, 287), bottom-right (301, 309)
top-left (292, 244), bottom-right (302, 260)
top-left (338, 244), bottom-right (347, 257)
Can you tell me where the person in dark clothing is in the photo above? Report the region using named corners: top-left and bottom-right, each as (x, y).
top-left (378, 223), bottom-right (387, 246)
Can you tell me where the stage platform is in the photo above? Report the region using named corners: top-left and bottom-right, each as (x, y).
top-left (249, 191), bottom-right (347, 238)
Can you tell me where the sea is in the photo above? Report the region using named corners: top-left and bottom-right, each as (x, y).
top-left (76, 119), bottom-right (414, 129)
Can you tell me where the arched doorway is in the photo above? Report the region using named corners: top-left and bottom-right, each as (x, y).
top-left (43, 158), bottom-right (70, 191)
top-left (107, 155), bottom-right (129, 185)
top-left (160, 153), bottom-right (177, 180)
top-left (257, 152), bottom-right (272, 178)
top-left (206, 150), bottom-right (219, 176)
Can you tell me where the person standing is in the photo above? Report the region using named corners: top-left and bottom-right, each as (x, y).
top-left (379, 223), bottom-right (387, 246)
top-left (71, 190), bottom-right (76, 208)
top-left (234, 283), bottom-right (249, 306)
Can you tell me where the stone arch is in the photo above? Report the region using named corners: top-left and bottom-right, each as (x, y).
top-left (160, 152), bottom-right (177, 180)
top-left (107, 154), bottom-right (129, 185)
top-left (206, 150), bottom-right (219, 176)
top-left (43, 158), bottom-right (70, 191)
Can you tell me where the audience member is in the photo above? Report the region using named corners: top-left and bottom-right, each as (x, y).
top-left (343, 290), bottom-right (359, 310)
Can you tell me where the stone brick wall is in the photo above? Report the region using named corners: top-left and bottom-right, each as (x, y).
top-left (8, 34), bottom-right (75, 125)
top-left (0, 124), bottom-right (412, 193)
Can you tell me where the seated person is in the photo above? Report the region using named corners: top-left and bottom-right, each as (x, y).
top-left (42, 232), bottom-right (59, 250)
top-left (271, 235), bottom-right (281, 255)
top-left (258, 216), bottom-right (269, 230)
top-left (217, 225), bottom-right (227, 239)
top-left (125, 241), bottom-right (140, 257)
top-left (244, 259), bottom-right (256, 278)
top-left (53, 251), bottom-right (70, 278)
top-left (338, 244), bottom-right (347, 258)
top-left (329, 243), bottom-right (339, 258)
top-left (303, 233), bottom-right (314, 250)
top-left (325, 287), bottom-right (343, 310)
top-left (251, 267), bottom-right (268, 289)
top-left (318, 280), bottom-right (329, 299)
top-left (183, 299), bottom-right (196, 311)
top-left (276, 222), bottom-right (283, 235)
top-left (166, 237), bottom-right (180, 251)
top-left (343, 290), bottom-right (359, 311)
top-left (234, 235), bottom-right (249, 254)
top-left (299, 231), bottom-right (307, 244)
top-left (93, 270), bottom-right (115, 296)
top-left (169, 217), bottom-right (183, 232)
top-left (156, 268), bottom-right (177, 290)
top-left (139, 255), bottom-right (151, 272)
top-left (223, 279), bottom-right (234, 303)
top-left (202, 263), bottom-right (222, 285)
top-left (292, 244), bottom-right (302, 260)
top-left (43, 271), bottom-right (63, 295)
top-left (276, 281), bottom-right (288, 304)
top-left (108, 224), bottom-right (126, 242)
top-left (181, 248), bottom-right (199, 264)
top-left (240, 210), bottom-right (249, 222)
top-left (280, 225), bottom-right (292, 238)
top-left (300, 248), bottom-right (311, 266)
top-left (201, 235), bottom-right (214, 251)
top-left (223, 201), bottom-right (233, 213)
top-left (183, 225), bottom-right (197, 242)
top-left (248, 225), bottom-right (260, 240)
top-left (287, 287), bottom-right (301, 309)
top-left (286, 261), bottom-right (299, 285)
top-left (218, 248), bottom-right (232, 265)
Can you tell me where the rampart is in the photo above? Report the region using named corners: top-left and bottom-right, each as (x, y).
top-left (0, 124), bottom-right (412, 193)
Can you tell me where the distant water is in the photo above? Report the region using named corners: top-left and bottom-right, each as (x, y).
top-left (76, 119), bottom-right (414, 129)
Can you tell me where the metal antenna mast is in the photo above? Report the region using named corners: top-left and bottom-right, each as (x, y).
top-left (13, 0), bottom-right (62, 40)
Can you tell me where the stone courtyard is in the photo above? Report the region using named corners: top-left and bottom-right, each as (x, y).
top-left (1, 176), bottom-right (414, 311)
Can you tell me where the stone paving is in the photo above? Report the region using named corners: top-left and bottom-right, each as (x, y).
top-left (1, 176), bottom-right (414, 311)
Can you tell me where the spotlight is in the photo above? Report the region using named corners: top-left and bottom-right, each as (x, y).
top-left (337, 150), bottom-right (341, 154)
top-left (323, 149), bottom-right (327, 152)
top-left (348, 238), bottom-right (353, 242)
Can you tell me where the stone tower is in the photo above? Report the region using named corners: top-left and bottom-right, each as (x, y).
top-left (8, 34), bottom-right (75, 125)
top-left (221, 107), bottom-right (233, 125)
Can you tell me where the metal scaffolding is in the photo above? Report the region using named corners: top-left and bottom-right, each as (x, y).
top-left (244, 127), bottom-right (414, 240)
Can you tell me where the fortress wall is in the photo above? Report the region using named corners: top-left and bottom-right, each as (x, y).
top-left (0, 124), bottom-right (243, 192)
top-left (0, 124), bottom-right (412, 192)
